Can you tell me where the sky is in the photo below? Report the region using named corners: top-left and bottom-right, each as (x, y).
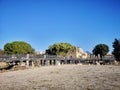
top-left (0, 0), bottom-right (120, 53)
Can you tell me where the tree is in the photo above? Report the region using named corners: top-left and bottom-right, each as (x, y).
top-left (46, 42), bottom-right (75, 56)
top-left (92, 44), bottom-right (109, 60)
top-left (112, 39), bottom-right (120, 62)
top-left (4, 41), bottom-right (34, 54)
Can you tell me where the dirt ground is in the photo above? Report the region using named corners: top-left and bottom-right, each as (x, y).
top-left (0, 64), bottom-right (120, 90)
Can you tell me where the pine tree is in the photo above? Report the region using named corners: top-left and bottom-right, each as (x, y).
top-left (112, 39), bottom-right (120, 62)
top-left (92, 44), bottom-right (109, 60)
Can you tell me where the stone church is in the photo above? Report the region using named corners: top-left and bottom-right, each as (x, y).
top-left (67, 47), bottom-right (88, 59)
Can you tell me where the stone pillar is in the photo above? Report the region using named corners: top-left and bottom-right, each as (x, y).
top-left (96, 61), bottom-right (100, 65)
top-left (31, 61), bottom-right (34, 67)
top-left (37, 60), bottom-right (41, 66)
top-left (44, 55), bottom-right (46, 59)
top-left (64, 60), bottom-right (67, 64)
top-left (26, 60), bottom-right (29, 67)
top-left (50, 60), bottom-right (54, 65)
top-left (56, 60), bottom-right (61, 65)
top-left (70, 60), bottom-right (73, 64)
top-left (34, 60), bottom-right (39, 67)
top-left (39, 60), bottom-right (41, 66)
top-left (13, 61), bottom-right (16, 65)
top-left (26, 54), bottom-right (30, 59)
top-left (46, 60), bottom-right (50, 66)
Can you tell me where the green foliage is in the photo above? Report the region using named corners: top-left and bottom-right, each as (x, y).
top-left (92, 44), bottom-right (109, 60)
top-left (46, 42), bottom-right (75, 56)
top-left (4, 41), bottom-right (34, 54)
top-left (112, 39), bottom-right (120, 62)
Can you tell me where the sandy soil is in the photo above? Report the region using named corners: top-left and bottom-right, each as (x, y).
top-left (0, 65), bottom-right (120, 90)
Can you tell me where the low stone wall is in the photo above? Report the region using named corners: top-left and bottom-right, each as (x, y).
top-left (0, 58), bottom-right (115, 70)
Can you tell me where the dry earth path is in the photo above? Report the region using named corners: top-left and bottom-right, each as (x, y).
top-left (0, 65), bottom-right (120, 90)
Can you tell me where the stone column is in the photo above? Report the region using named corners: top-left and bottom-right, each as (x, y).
top-left (31, 61), bottom-right (34, 67)
top-left (26, 54), bottom-right (30, 59)
top-left (96, 61), bottom-right (100, 65)
top-left (26, 60), bottom-right (29, 67)
top-left (50, 60), bottom-right (54, 65)
top-left (70, 60), bottom-right (73, 64)
top-left (44, 55), bottom-right (46, 59)
top-left (64, 60), bottom-right (67, 64)
top-left (56, 60), bottom-right (61, 65)
top-left (36, 59), bottom-right (40, 67)
top-left (46, 60), bottom-right (50, 66)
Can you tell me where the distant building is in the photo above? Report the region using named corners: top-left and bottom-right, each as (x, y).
top-left (36, 51), bottom-right (45, 55)
top-left (104, 54), bottom-right (114, 60)
top-left (67, 47), bottom-right (89, 59)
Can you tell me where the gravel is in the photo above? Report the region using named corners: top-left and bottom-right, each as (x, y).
top-left (0, 65), bottom-right (120, 90)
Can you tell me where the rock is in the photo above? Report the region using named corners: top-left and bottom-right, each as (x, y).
top-left (0, 62), bottom-right (9, 70)
top-left (96, 61), bottom-right (100, 65)
top-left (114, 60), bottom-right (120, 65)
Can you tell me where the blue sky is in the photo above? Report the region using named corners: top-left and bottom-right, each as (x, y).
top-left (0, 0), bottom-right (120, 53)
